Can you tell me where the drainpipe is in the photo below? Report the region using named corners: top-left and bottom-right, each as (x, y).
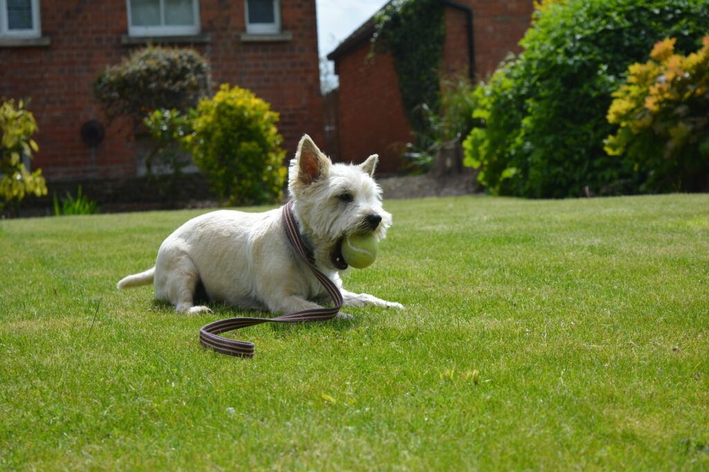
top-left (439, 0), bottom-right (475, 80)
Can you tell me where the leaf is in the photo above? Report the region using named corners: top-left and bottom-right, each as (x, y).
top-left (320, 393), bottom-right (336, 404)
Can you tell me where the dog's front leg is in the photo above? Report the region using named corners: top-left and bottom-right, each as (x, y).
top-left (341, 289), bottom-right (404, 310)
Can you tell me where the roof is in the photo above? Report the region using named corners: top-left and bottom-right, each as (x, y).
top-left (326, 0), bottom-right (472, 62)
top-left (326, 2), bottom-right (392, 62)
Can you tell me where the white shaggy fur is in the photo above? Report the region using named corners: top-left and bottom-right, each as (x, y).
top-left (117, 135), bottom-right (403, 317)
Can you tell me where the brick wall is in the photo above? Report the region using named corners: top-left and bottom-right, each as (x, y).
top-left (335, 44), bottom-right (412, 173)
top-left (470, 0), bottom-right (534, 77)
top-left (0, 0), bottom-right (323, 182)
top-left (332, 0), bottom-right (534, 173)
top-left (442, 6), bottom-right (471, 79)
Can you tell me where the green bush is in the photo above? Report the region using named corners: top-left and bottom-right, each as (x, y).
top-left (94, 46), bottom-right (212, 122)
top-left (0, 99), bottom-right (47, 213)
top-left (605, 37), bottom-right (709, 192)
top-left (464, 0), bottom-right (709, 198)
top-left (185, 84), bottom-right (286, 206)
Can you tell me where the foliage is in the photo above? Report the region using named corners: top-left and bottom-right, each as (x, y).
top-left (463, 0), bottom-right (709, 198)
top-left (404, 78), bottom-right (477, 172)
top-left (429, 77), bottom-right (478, 145)
top-left (373, 0), bottom-right (445, 138)
top-left (532, 0), bottom-right (566, 15)
top-left (143, 108), bottom-right (194, 174)
top-left (52, 185), bottom-right (99, 216)
top-left (141, 109), bottom-right (196, 197)
top-left (185, 84), bottom-right (286, 206)
top-left (0, 99), bottom-right (47, 212)
top-left (605, 37), bottom-right (709, 192)
top-left (94, 46), bottom-right (212, 123)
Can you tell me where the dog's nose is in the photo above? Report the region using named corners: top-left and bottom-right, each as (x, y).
top-left (365, 214), bottom-right (382, 230)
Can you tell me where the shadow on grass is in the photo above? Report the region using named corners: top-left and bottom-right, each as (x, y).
top-left (149, 299), bottom-right (360, 338)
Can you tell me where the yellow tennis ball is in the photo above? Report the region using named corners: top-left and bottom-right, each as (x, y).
top-left (342, 233), bottom-right (378, 269)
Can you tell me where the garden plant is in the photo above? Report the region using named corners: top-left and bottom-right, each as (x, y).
top-left (0, 99), bottom-right (47, 215)
top-left (403, 78), bottom-right (478, 173)
top-left (463, 0), bottom-right (709, 197)
top-left (184, 84), bottom-right (287, 206)
top-left (93, 46), bottom-right (212, 124)
top-left (605, 37), bottom-right (709, 192)
top-left (93, 46), bottom-right (213, 188)
top-left (52, 186), bottom-right (100, 216)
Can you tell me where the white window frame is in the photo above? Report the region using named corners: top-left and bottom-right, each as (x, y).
top-left (245, 0), bottom-right (280, 35)
top-left (126, 0), bottom-right (201, 37)
top-left (0, 0), bottom-right (41, 38)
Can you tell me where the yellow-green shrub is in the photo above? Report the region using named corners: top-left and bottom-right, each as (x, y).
top-left (0, 99), bottom-right (47, 212)
top-left (185, 85), bottom-right (286, 205)
top-left (605, 37), bottom-right (709, 192)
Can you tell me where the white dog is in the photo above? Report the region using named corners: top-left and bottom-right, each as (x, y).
top-left (117, 135), bottom-right (403, 317)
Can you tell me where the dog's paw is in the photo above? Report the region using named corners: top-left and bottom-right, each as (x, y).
top-left (335, 311), bottom-right (354, 321)
top-left (387, 301), bottom-right (405, 310)
top-left (187, 305), bottom-right (213, 316)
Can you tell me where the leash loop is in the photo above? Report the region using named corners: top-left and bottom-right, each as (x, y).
top-left (199, 201), bottom-right (343, 357)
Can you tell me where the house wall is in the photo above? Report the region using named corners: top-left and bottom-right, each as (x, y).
top-left (335, 44), bottom-right (412, 173)
top-left (0, 0), bottom-right (323, 181)
top-left (471, 0), bottom-right (535, 77)
top-left (333, 0), bottom-right (534, 173)
top-left (441, 6), bottom-right (471, 79)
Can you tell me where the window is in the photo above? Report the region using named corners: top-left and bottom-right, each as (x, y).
top-left (0, 0), bottom-right (41, 37)
top-left (245, 0), bottom-right (280, 34)
top-left (127, 0), bottom-right (200, 36)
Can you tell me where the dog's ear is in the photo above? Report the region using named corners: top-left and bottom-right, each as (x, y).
top-left (296, 134), bottom-right (330, 185)
top-left (360, 154), bottom-right (379, 177)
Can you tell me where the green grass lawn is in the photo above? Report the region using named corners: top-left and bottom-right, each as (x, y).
top-left (1, 194), bottom-right (708, 470)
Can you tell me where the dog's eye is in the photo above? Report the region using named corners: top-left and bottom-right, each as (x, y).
top-left (338, 192), bottom-right (354, 203)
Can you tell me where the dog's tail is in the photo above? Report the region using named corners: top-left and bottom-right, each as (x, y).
top-left (117, 267), bottom-right (155, 290)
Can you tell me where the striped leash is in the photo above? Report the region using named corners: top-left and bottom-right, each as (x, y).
top-left (199, 200), bottom-right (343, 357)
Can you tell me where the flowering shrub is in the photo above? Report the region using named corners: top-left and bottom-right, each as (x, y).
top-left (605, 37), bottom-right (709, 192)
top-left (185, 84), bottom-right (286, 205)
top-left (0, 99), bottom-right (46, 212)
top-left (94, 46), bottom-right (211, 123)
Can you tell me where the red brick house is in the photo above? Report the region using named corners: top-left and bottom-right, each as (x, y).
top-left (327, 0), bottom-right (534, 173)
top-left (0, 0), bottom-right (323, 182)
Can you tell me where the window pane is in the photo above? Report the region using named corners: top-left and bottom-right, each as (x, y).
top-left (131, 0), bottom-right (161, 26)
top-left (7, 0), bottom-right (33, 30)
top-left (165, 0), bottom-right (194, 26)
top-left (248, 0), bottom-right (274, 24)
